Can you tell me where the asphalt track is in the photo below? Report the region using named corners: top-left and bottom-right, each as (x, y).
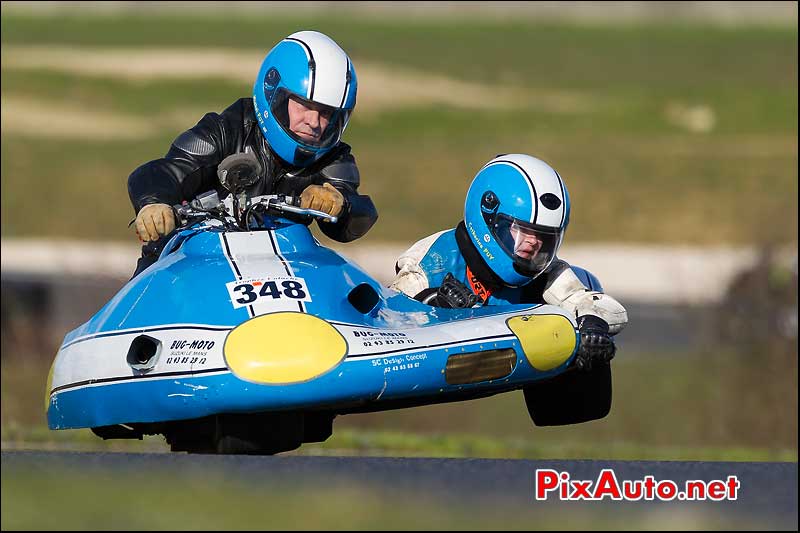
top-left (3, 452), bottom-right (796, 529)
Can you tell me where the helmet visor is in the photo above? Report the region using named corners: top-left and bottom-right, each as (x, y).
top-left (491, 214), bottom-right (561, 279)
top-left (271, 88), bottom-right (349, 150)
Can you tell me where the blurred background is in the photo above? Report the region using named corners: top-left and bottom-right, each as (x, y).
top-left (2, 0), bottom-right (797, 472)
top-left (2, 1), bottom-right (797, 529)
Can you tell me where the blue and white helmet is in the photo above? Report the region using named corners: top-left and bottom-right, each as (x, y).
top-left (464, 154), bottom-right (571, 287)
top-left (253, 31), bottom-right (357, 167)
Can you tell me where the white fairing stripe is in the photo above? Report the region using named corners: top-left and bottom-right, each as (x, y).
top-left (334, 305), bottom-right (574, 359)
top-left (50, 328), bottom-right (231, 392)
top-left (223, 231), bottom-right (304, 314)
top-left (49, 305), bottom-right (577, 395)
top-left (291, 30), bottom-right (348, 107)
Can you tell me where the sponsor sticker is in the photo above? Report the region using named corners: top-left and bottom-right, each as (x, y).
top-left (371, 353), bottom-right (427, 374)
top-left (165, 338), bottom-right (216, 366)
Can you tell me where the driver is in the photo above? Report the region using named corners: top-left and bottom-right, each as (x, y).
top-left (128, 30), bottom-right (377, 277)
top-left (390, 154), bottom-right (628, 371)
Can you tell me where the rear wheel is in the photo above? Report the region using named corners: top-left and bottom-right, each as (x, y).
top-left (523, 362), bottom-right (612, 426)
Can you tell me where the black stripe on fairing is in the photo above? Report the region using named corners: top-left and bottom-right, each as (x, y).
top-left (345, 333), bottom-right (517, 359)
top-left (222, 233), bottom-right (255, 317)
top-left (285, 37), bottom-right (316, 100)
top-left (50, 367), bottom-right (230, 395)
top-left (61, 325), bottom-right (234, 350)
top-left (492, 160), bottom-right (538, 224)
top-left (221, 233), bottom-right (242, 278)
top-left (266, 230), bottom-right (305, 313)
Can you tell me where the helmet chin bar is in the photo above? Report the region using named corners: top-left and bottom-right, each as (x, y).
top-left (513, 262), bottom-right (535, 278)
top-left (293, 145), bottom-right (316, 167)
top-left (512, 261), bottom-right (547, 281)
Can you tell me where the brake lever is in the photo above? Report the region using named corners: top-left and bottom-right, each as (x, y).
top-left (262, 197), bottom-right (338, 224)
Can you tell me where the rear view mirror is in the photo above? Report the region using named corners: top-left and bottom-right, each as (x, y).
top-left (217, 152), bottom-right (262, 193)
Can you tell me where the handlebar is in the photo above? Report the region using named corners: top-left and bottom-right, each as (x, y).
top-left (261, 197), bottom-right (338, 224)
top-left (173, 194), bottom-right (337, 231)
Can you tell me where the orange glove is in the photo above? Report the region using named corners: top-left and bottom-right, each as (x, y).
top-left (299, 182), bottom-right (344, 217)
top-left (134, 203), bottom-right (176, 242)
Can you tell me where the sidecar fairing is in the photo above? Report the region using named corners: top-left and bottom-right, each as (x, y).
top-left (47, 218), bottom-right (607, 454)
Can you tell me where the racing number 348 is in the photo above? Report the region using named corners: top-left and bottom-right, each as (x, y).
top-left (233, 280), bottom-right (306, 304)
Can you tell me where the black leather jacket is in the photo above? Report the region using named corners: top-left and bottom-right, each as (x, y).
top-left (127, 98), bottom-right (378, 242)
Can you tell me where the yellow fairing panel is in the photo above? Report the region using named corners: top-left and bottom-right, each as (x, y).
top-left (507, 315), bottom-right (577, 371)
top-left (224, 312), bottom-right (347, 385)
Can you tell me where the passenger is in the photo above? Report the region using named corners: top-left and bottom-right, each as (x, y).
top-left (390, 154), bottom-right (628, 371)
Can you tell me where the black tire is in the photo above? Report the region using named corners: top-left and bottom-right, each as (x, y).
top-left (169, 436), bottom-right (217, 454)
top-left (523, 362), bottom-right (612, 426)
top-left (214, 412), bottom-right (304, 455)
top-left (302, 412), bottom-right (336, 443)
top-left (164, 417), bottom-right (217, 453)
top-left (216, 434), bottom-right (274, 455)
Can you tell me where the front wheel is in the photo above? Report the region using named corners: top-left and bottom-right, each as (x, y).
top-left (523, 362), bottom-right (612, 426)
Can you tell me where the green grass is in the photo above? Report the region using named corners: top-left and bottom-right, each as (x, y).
top-left (5, 425), bottom-right (796, 463)
top-left (1, 14), bottom-right (796, 245)
top-left (0, 70), bottom-right (248, 118)
top-left (4, 348), bottom-right (797, 460)
top-left (331, 351), bottom-right (799, 456)
top-left (310, 430), bottom-right (798, 462)
top-left (3, 462), bottom-right (772, 531)
top-left (2, 13), bottom-right (796, 92)
top-left (2, 129), bottom-right (796, 244)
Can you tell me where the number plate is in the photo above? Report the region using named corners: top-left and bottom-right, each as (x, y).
top-left (226, 277), bottom-right (312, 309)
